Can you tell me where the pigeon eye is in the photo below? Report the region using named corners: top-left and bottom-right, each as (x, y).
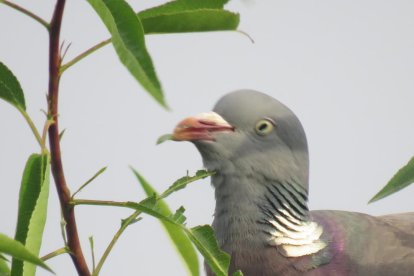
top-left (255, 119), bottom-right (274, 136)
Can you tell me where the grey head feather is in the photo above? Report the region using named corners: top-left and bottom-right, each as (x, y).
top-left (194, 89), bottom-right (309, 191)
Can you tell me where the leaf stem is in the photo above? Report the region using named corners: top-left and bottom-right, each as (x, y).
top-left (72, 167), bottom-right (108, 199)
top-left (41, 118), bottom-right (55, 151)
top-left (47, 0), bottom-right (90, 275)
top-left (71, 199), bottom-right (132, 209)
top-left (41, 247), bottom-right (70, 261)
top-left (0, 0), bottom-right (50, 30)
top-left (18, 108), bottom-right (43, 150)
top-left (60, 38), bottom-right (111, 74)
top-left (92, 211), bottom-right (141, 276)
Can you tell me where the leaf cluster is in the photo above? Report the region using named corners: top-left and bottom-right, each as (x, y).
top-left (0, 0), bottom-right (241, 275)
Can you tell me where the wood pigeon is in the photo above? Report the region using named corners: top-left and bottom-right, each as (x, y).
top-left (171, 90), bottom-right (414, 276)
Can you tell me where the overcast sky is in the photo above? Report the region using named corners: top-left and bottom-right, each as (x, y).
top-left (1, 0), bottom-right (414, 275)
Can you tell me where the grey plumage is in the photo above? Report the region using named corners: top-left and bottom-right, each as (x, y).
top-left (172, 90), bottom-right (414, 275)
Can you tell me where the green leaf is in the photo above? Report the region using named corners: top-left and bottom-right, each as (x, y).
top-left (132, 170), bottom-right (199, 276)
top-left (369, 156), bottom-right (414, 203)
top-left (0, 253), bottom-right (10, 276)
top-left (138, 0), bottom-right (228, 17)
top-left (121, 201), bottom-right (230, 275)
top-left (123, 169), bottom-right (227, 275)
top-left (140, 9), bottom-right (240, 34)
top-left (11, 154), bottom-right (50, 276)
top-left (233, 270), bottom-right (244, 276)
top-left (139, 194), bottom-right (157, 210)
top-left (0, 234), bottom-right (51, 273)
top-left (74, 198), bottom-right (231, 276)
top-left (170, 206), bottom-right (187, 225)
top-left (0, 62), bottom-right (26, 110)
top-left (185, 225), bottom-right (230, 276)
top-left (156, 134), bottom-right (173, 145)
top-left (160, 170), bottom-right (215, 199)
top-left (87, 0), bottom-right (165, 107)
top-left (138, 0), bottom-right (239, 35)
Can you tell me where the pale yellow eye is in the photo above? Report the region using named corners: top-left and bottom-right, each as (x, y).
top-left (255, 119), bottom-right (274, 136)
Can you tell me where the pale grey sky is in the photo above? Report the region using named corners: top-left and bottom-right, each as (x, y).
top-left (1, 0), bottom-right (414, 275)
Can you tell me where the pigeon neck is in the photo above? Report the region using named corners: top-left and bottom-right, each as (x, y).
top-left (212, 172), bottom-right (326, 258)
top-left (258, 178), bottom-right (327, 257)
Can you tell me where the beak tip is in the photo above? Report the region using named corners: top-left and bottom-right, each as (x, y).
top-left (170, 112), bottom-right (233, 142)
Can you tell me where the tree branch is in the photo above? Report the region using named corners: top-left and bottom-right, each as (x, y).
top-left (48, 0), bottom-right (90, 275)
top-left (0, 0), bottom-right (50, 30)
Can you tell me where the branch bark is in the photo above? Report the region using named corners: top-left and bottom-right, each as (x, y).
top-left (48, 0), bottom-right (90, 275)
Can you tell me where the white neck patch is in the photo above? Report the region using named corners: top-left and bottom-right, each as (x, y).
top-left (266, 219), bottom-right (326, 257)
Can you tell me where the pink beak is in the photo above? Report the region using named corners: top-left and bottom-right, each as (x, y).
top-left (172, 112), bottom-right (234, 142)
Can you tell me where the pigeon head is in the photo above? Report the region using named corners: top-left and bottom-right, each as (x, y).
top-left (173, 89), bottom-right (309, 190)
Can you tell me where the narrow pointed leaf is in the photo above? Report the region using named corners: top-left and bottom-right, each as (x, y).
top-left (138, 0), bottom-right (239, 35)
top-left (139, 194), bottom-right (157, 210)
top-left (123, 170), bottom-right (227, 275)
top-left (79, 198), bottom-right (230, 276)
top-left (121, 201), bottom-right (230, 275)
top-left (138, 0), bottom-right (240, 34)
top-left (369, 156), bottom-right (414, 203)
top-left (185, 225), bottom-right (230, 276)
top-left (0, 254), bottom-right (10, 275)
top-left (0, 62), bottom-right (26, 110)
top-left (72, 166), bottom-right (107, 199)
top-left (160, 170), bottom-right (214, 199)
top-left (140, 9), bottom-right (240, 34)
top-left (87, 0), bottom-right (165, 107)
top-left (170, 206), bottom-right (187, 225)
top-left (22, 157), bottom-right (50, 276)
top-left (11, 154), bottom-right (50, 276)
top-left (122, 201), bottom-right (181, 225)
top-left (0, 234), bottom-right (51, 273)
top-left (138, 0), bottom-right (227, 17)
top-left (132, 169), bottom-right (199, 276)
top-left (156, 134), bottom-right (173, 145)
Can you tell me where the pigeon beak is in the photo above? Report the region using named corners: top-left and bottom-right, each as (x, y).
top-left (172, 112), bottom-right (235, 142)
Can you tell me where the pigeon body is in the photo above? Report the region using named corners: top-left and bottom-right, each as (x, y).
top-left (172, 90), bottom-right (414, 275)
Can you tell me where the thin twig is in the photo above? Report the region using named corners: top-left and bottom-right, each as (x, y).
top-left (88, 237), bottom-right (96, 272)
top-left (72, 167), bottom-right (108, 199)
top-left (71, 199), bottom-right (133, 209)
top-left (92, 211), bottom-right (141, 276)
top-left (0, 0), bottom-right (50, 30)
top-left (41, 247), bottom-right (70, 261)
top-left (60, 38), bottom-right (111, 74)
top-left (236, 29), bottom-right (255, 44)
top-left (47, 0), bottom-right (90, 275)
top-left (18, 108), bottom-right (43, 149)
